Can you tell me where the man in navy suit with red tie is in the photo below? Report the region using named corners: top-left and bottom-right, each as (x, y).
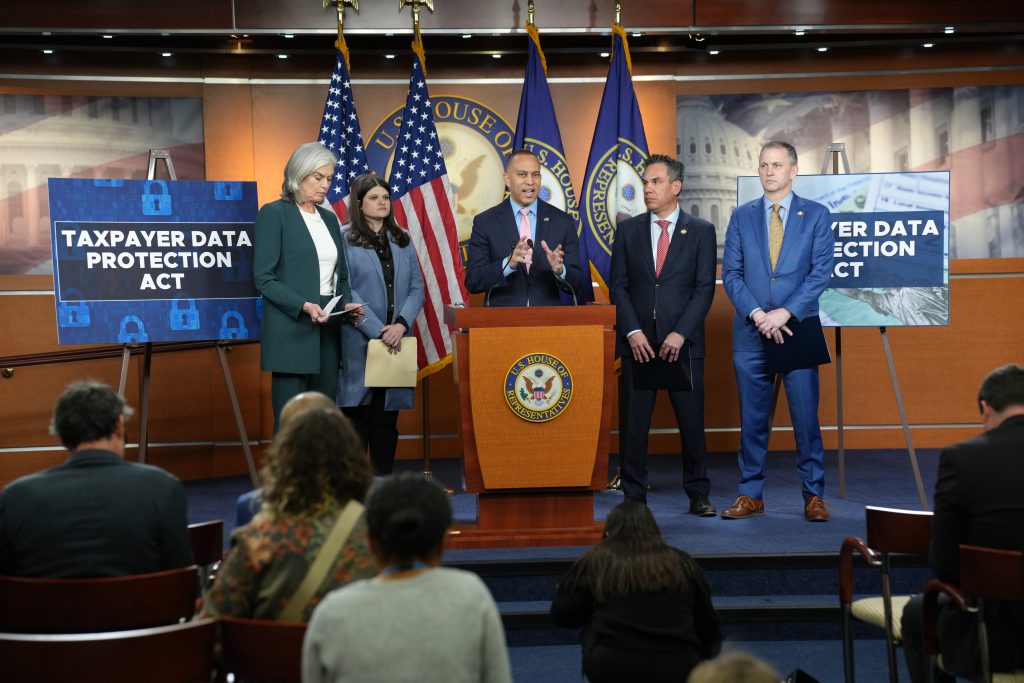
top-left (609, 154), bottom-right (717, 516)
top-left (465, 150), bottom-right (582, 307)
top-left (721, 141), bottom-right (834, 522)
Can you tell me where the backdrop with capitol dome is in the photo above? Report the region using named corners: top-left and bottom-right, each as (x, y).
top-left (0, 0), bottom-right (1022, 488)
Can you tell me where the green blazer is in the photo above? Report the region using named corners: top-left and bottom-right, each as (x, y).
top-left (253, 199), bottom-right (351, 374)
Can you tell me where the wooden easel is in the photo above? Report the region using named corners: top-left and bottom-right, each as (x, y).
top-left (117, 149), bottom-right (259, 487)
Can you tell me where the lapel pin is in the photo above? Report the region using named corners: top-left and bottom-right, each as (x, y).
top-left (543, 217), bottom-right (549, 222)
top-left (680, 229), bottom-right (688, 235)
top-left (796, 210), bottom-right (804, 216)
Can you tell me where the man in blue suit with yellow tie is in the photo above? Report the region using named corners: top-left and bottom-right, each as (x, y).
top-left (721, 141), bottom-right (834, 522)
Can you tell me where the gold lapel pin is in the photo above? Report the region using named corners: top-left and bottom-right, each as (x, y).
top-left (681, 229), bottom-right (688, 235)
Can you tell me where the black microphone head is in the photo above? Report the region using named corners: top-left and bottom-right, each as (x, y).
top-left (526, 239), bottom-right (534, 248)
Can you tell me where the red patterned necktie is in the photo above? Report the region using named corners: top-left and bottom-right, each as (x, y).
top-left (655, 219), bottom-right (670, 277)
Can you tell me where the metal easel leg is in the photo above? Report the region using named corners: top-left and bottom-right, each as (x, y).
top-left (216, 344), bottom-right (259, 488)
top-left (137, 343), bottom-right (153, 464)
top-left (836, 327), bottom-right (846, 499)
top-left (879, 327), bottom-right (929, 511)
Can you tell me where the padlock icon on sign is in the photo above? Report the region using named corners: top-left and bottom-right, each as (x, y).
top-left (169, 298), bottom-right (200, 331)
top-left (57, 289), bottom-right (91, 328)
top-left (214, 181), bottom-right (243, 201)
top-left (117, 315), bottom-right (149, 343)
top-left (219, 311), bottom-right (248, 340)
top-left (141, 180), bottom-right (172, 216)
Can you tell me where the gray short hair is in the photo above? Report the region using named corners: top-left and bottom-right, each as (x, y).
top-left (280, 142), bottom-right (338, 203)
top-left (760, 141), bottom-right (798, 166)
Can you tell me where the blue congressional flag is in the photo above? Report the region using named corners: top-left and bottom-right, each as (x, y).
top-left (580, 25), bottom-right (650, 292)
top-left (317, 48), bottom-right (370, 224)
top-left (513, 24), bottom-right (593, 302)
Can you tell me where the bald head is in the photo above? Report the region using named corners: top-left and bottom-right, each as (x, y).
top-left (279, 391), bottom-right (339, 428)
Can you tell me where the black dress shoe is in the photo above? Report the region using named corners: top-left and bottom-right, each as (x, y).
top-left (623, 494), bottom-right (648, 505)
top-left (688, 494), bottom-right (717, 517)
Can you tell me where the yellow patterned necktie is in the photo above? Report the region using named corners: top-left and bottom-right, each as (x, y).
top-left (769, 202), bottom-right (784, 270)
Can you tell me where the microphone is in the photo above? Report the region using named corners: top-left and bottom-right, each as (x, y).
top-left (526, 239), bottom-right (534, 249)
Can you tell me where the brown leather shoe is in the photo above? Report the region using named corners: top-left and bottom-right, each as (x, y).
top-left (721, 495), bottom-right (765, 519)
top-left (804, 495), bottom-right (830, 522)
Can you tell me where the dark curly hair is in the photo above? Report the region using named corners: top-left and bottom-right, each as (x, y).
top-left (346, 173), bottom-right (410, 249)
top-left (365, 472), bottom-right (452, 566)
top-left (260, 407), bottom-right (371, 518)
top-left (563, 501), bottom-right (696, 601)
top-left (49, 380), bottom-right (133, 450)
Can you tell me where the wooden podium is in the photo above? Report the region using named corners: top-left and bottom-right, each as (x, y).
top-left (444, 304), bottom-right (615, 549)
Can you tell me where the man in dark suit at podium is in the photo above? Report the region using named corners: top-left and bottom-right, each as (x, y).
top-left (465, 150), bottom-right (582, 306)
top-left (0, 380), bottom-right (193, 577)
top-left (609, 153), bottom-right (717, 515)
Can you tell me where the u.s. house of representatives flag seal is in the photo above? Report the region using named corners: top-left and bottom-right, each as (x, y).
top-left (504, 353), bottom-right (574, 423)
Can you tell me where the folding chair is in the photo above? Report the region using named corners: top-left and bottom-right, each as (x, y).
top-left (838, 505), bottom-right (933, 682)
top-left (0, 565), bottom-right (199, 633)
top-left (0, 618), bottom-right (216, 683)
top-left (217, 616), bottom-right (307, 683)
top-left (923, 544), bottom-right (1024, 683)
top-left (189, 519), bottom-right (225, 591)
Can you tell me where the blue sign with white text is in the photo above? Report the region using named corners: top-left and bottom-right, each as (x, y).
top-left (49, 178), bottom-right (261, 344)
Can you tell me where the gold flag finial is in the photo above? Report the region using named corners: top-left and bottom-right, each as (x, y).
top-left (525, 3), bottom-right (547, 75)
top-left (324, 0), bottom-right (359, 69)
top-left (614, 1), bottom-right (622, 25)
top-left (399, 0), bottom-right (434, 74)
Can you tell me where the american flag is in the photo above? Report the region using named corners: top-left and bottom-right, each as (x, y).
top-left (388, 56), bottom-right (469, 375)
top-left (317, 50), bottom-right (369, 224)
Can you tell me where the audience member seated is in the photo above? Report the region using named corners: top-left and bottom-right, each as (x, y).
top-left (202, 407), bottom-right (375, 621)
top-left (0, 380), bottom-right (193, 577)
top-left (302, 472), bottom-right (513, 683)
top-left (687, 651), bottom-right (781, 683)
top-left (233, 391), bottom-right (338, 527)
top-left (550, 501), bottom-right (722, 683)
top-left (900, 363), bottom-right (1024, 682)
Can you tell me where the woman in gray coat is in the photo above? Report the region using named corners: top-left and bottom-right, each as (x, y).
top-left (338, 174), bottom-right (425, 475)
top-left (254, 143), bottom-right (363, 430)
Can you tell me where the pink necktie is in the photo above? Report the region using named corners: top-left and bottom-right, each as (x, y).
top-left (655, 219), bottom-right (670, 277)
top-left (518, 207), bottom-right (532, 272)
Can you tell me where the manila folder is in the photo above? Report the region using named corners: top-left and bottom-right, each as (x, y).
top-left (364, 338), bottom-right (418, 388)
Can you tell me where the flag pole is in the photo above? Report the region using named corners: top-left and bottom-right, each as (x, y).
top-left (323, 0), bottom-right (358, 67)
top-left (397, 0), bottom-right (453, 493)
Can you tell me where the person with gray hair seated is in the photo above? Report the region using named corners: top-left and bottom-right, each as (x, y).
top-left (254, 141), bottom-right (365, 432)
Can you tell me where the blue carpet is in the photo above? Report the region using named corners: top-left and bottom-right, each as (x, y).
top-left (184, 448), bottom-right (942, 558)
top-left (510, 639), bottom-right (910, 683)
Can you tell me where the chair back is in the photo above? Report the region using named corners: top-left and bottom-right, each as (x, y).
top-left (0, 565), bottom-right (198, 633)
top-left (188, 520), bottom-right (225, 568)
top-left (218, 616), bottom-right (307, 683)
top-left (0, 619), bottom-right (216, 683)
top-left (864, 505), bottom-right (933, 555)
top-left (959, 544), bottom-right (1024, 601)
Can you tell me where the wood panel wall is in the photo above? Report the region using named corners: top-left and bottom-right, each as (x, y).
top-left (1, 40), bottom-right (1022, 488)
